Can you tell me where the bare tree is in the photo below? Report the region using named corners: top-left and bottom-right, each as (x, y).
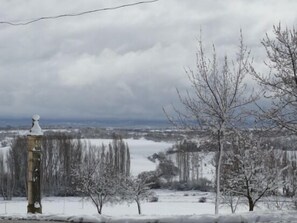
top-left (221, 133), bottom-right (287, 211)
top-left (72, 138), bottom-right (131, 215)
top-left (221, 191), bottom-right (241, 213)
top-left (73, 146), bottom-right (120, 215)
top-left (121, 176), bottom-right (154, 215)
top-left (252, 24), bottom-right (297, 132)
top-left (165, 32), bottom-right (256, 214)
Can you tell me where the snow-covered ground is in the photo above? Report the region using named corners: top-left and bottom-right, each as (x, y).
top-left (0, 190), bottom-right (287, 216)
top-left (0, 190), bottom-right (217, 216)
top-left (0, 190), bottom-right (296, 222)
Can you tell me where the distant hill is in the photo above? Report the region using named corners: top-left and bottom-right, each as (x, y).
top-left (0, 118), bottom-right (172, 129)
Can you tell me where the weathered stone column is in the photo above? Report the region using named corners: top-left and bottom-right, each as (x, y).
top-left (27, 114), bottom-right (43, 214)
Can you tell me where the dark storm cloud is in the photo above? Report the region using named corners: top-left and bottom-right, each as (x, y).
top-left (0, 0), bottom-right (296, 119)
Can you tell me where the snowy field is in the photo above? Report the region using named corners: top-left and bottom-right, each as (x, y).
top-left (1, 190), bottom-right (297, 222)
top-left (0, 190), bottom-right (223, 216)
top-left (1, 137), bottom-right (297, 222)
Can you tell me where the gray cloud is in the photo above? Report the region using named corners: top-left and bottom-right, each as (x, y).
top-left (0, 0), bottom-right (296, 119)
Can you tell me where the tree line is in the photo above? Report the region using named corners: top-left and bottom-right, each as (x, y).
top-left (0, 133), bottom-right (129, 197)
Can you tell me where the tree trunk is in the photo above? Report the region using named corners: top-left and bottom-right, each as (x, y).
top-left (136, 199), bottom-right (141, 215)
top-left (91, 195), bottom-right (103, 215)
top-left (248, 196), bottom-right (254, 211)
top-left (215, 129), bottom-right (224, 215)
top-left (96, 203), bottom-right (103, 215)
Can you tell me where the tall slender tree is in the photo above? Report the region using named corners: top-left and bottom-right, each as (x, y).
top-left (165, 32), bottom-right (257, 214)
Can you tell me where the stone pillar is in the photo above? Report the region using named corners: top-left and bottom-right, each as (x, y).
top-left (27, 115), bottom-right (43, 214)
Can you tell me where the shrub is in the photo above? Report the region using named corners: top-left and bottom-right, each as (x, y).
top-left (199, 197), bottom-right (207, 203)
top-left (148, 196), bottom-right (159, 202)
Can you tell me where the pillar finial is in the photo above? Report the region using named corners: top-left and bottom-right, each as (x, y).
top-left (28, 114), bottom-right (43, 136)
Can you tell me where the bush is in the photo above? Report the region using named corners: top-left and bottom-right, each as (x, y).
top-left (148, 196), bottom-right (159, 202)
top-left (138, 171), bottom-right (162, 189)
top-left (199, 197), bottom-right (207, 203)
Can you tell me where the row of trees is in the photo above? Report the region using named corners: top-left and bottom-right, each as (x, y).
top-left (0, 133), bottom-right (130, 198)
top-left (166, 24), bottom-right (297, 214)
top-left (173, 140), bottom-right (203, 183)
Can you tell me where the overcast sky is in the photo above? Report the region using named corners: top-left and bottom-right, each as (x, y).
top-left (0, 0), bottom-right (296, 120)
